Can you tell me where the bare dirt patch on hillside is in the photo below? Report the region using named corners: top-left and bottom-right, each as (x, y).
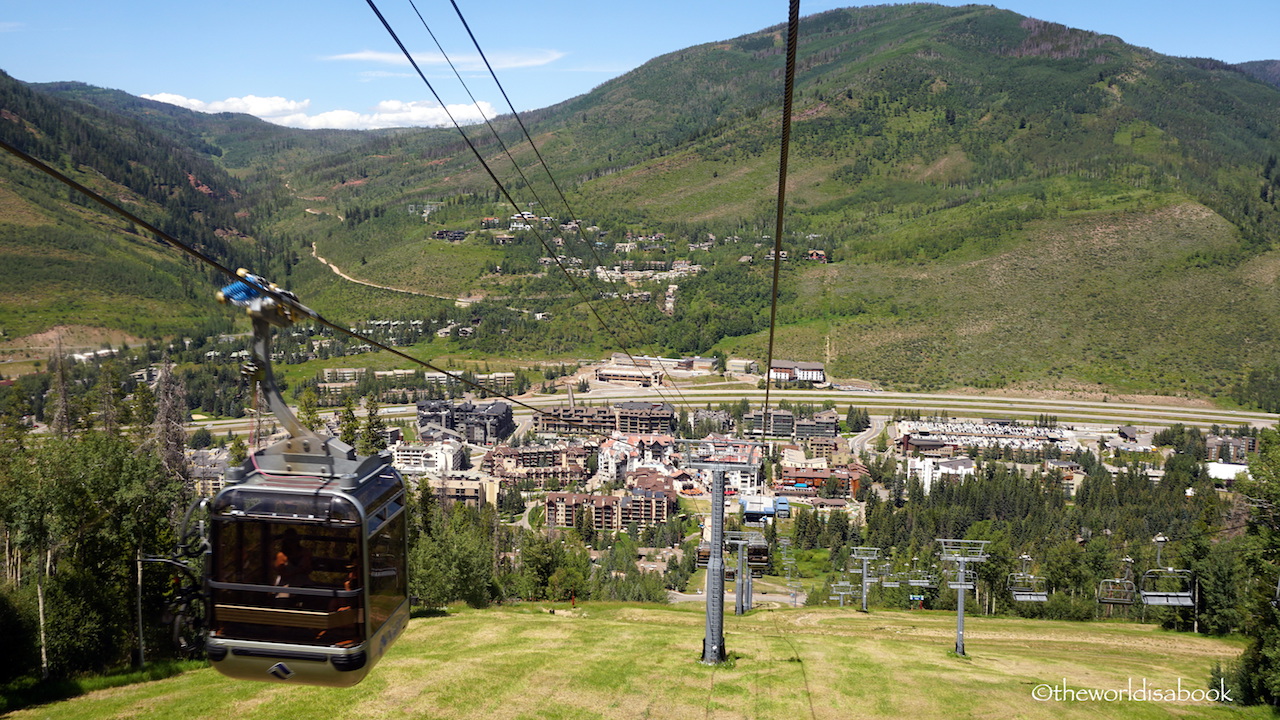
top-left (0, 181), bottom-right (53, 226)
top-left (0, 325), bottom-right (146, 359)
top-left (1240, 249), bottom-right (1280, 288)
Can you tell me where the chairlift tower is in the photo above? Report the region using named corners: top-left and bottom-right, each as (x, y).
top-left (939, 539), bottom-right (990, 656)
top-left (725, 531), bottom-right (764, 615)
top-left (676, 438), bottom-right (765, 664)
top-left (779, 538), bottom-right (802, 607)
top-left (850, 547), bottom-right (880, 613)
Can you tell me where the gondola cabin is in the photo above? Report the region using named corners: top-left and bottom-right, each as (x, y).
top-left (200, 275), bottom-right (410, 686)
top-left (206, 438), bottom-right (408, 687)
top-left (696, 541), bottom-right (712, 569)
top-left (746, 540), bottom-right (769, 577)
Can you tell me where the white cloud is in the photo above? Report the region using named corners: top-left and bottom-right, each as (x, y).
top-left (142, 93), bottom-right (310, 117)
top-left (326, 48), bottom-right (566, 71)
top-left (0, 22), bottom-right (24, 32)
top-left (276, 99), bottom-right (496, 130)
top-left (142, 92), bottom-right (495, 130)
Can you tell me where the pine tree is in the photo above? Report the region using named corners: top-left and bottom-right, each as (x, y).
top-left (358, 398), bottom-right (387, 455)
top-left (88, 360), bottom-right (125, 435)
top-left (229, 434), bottom-right (248, 464)
top-left (297, 387), bottom-right (321, 432)
top-left (339, 396), bottom-right (359, 446)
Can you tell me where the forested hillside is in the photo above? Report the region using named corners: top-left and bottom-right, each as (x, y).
top-left (0, 70), bottom-right (281, 338)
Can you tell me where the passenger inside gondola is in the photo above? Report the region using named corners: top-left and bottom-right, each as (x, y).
top-left (275, 528), bottom-right (314, 605)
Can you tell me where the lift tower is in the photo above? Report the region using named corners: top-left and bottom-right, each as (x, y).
top-left (676, 438), bottom-right (765, 664)
top-left (850, 547), bottom-right (881, 612)
top-left (939, 539), bottom-right (990, 657)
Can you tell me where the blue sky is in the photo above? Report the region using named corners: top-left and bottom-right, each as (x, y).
top-left (0, 0), bottom-right (1275, 130)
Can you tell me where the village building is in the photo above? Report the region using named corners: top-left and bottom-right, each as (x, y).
top-left (416, 398), bottom-right (515, 445)
top-left (806, 436), bottom-right (842, 461)
top-left (743, 408), bottom-right (795, 437)
top-left (1043, 459), bottom-right (1085, 496)
top-left (594, 366), bottom-right (664, 387)
top-left (188, 448), bottom-right (230, 498)
top-left (422, 473), bottom-right (499, 508)
top-left (544, 487), bottom-right (676, 532)
top-left (390, 437), bottom-right (468, 477)
top-left (535, 402), bottom-right (675, 436)
top-left (595, 432), bottom-right (678, 485)
top-left (482, 441), bottom-right (593, 489)
top-left (795, 409), bottom-right (841, 439)
top-left (692, 409), bottom-right (734, 433)
top-left (768, 360), bottom-right (826, 384)
top-left (906, 456), bottom-right (976, 495)
top-left (1206, 435), bottom-right (1257, 464)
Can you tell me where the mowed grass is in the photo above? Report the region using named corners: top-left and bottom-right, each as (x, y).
top-left (13, 604), bottom-right (1264, 720)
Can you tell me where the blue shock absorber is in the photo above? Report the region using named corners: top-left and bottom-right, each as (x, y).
top-left (217, 280), bottom-right (261, 306)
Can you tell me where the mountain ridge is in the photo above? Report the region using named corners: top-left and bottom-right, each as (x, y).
top-left (4, 4), bottom-right (1280, 401)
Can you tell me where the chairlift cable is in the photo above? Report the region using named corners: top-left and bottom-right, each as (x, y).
top-left (367, 0), bottom-right (692, 414)
top-left (762, 0), bottom-right (801, 416)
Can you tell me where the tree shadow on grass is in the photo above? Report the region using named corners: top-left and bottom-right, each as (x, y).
top-left (0, 659), bottom-right (203, 715)
top-left (410, 607), bottom-right (451, 619)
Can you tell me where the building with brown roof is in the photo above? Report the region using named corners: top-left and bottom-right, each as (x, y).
top-left (482, 441), bottom-right (592, 489)
top-left (545, 487), bottom-right (676, 532)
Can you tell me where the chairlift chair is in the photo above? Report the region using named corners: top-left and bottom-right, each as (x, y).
top-left (1140, 568), bottom-right (1195, 606)
top-left (1097, 556), bottom-right (1137, 605)
top-left (947, 568), bottom-right (976, 590)
top-left (696, 541), bottom-right (712, 569)
top-left (907, 570), bottom-right (938, 588)
top-left (1007, 573), bottom-right (1049, 602)
top-left (1007, 554), bottom-right (1048, 602)
top-left (880, 563), bottom-right (901, 588)
top-left (1098, 578), bottom-right (1138, 605)
top-left (906, 557), bottom-right (938, 588)
top-left (1139, 535), bottom-right (1194, 607)
top-left (746, 538), bottom-right (769, 577)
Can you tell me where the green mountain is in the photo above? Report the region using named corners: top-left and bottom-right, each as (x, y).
top-left (0, 70), bottom-right (282, 340)
top-left (1236, 60), bottom-right (1280, 89)
top-left (6, 4), bottom-right (1280, 401)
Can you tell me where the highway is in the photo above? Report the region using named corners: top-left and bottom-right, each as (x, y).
top-left (505, 383), bottom-right (1278, 433)
top-left (188, 375), bottom-right (1278, 437)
